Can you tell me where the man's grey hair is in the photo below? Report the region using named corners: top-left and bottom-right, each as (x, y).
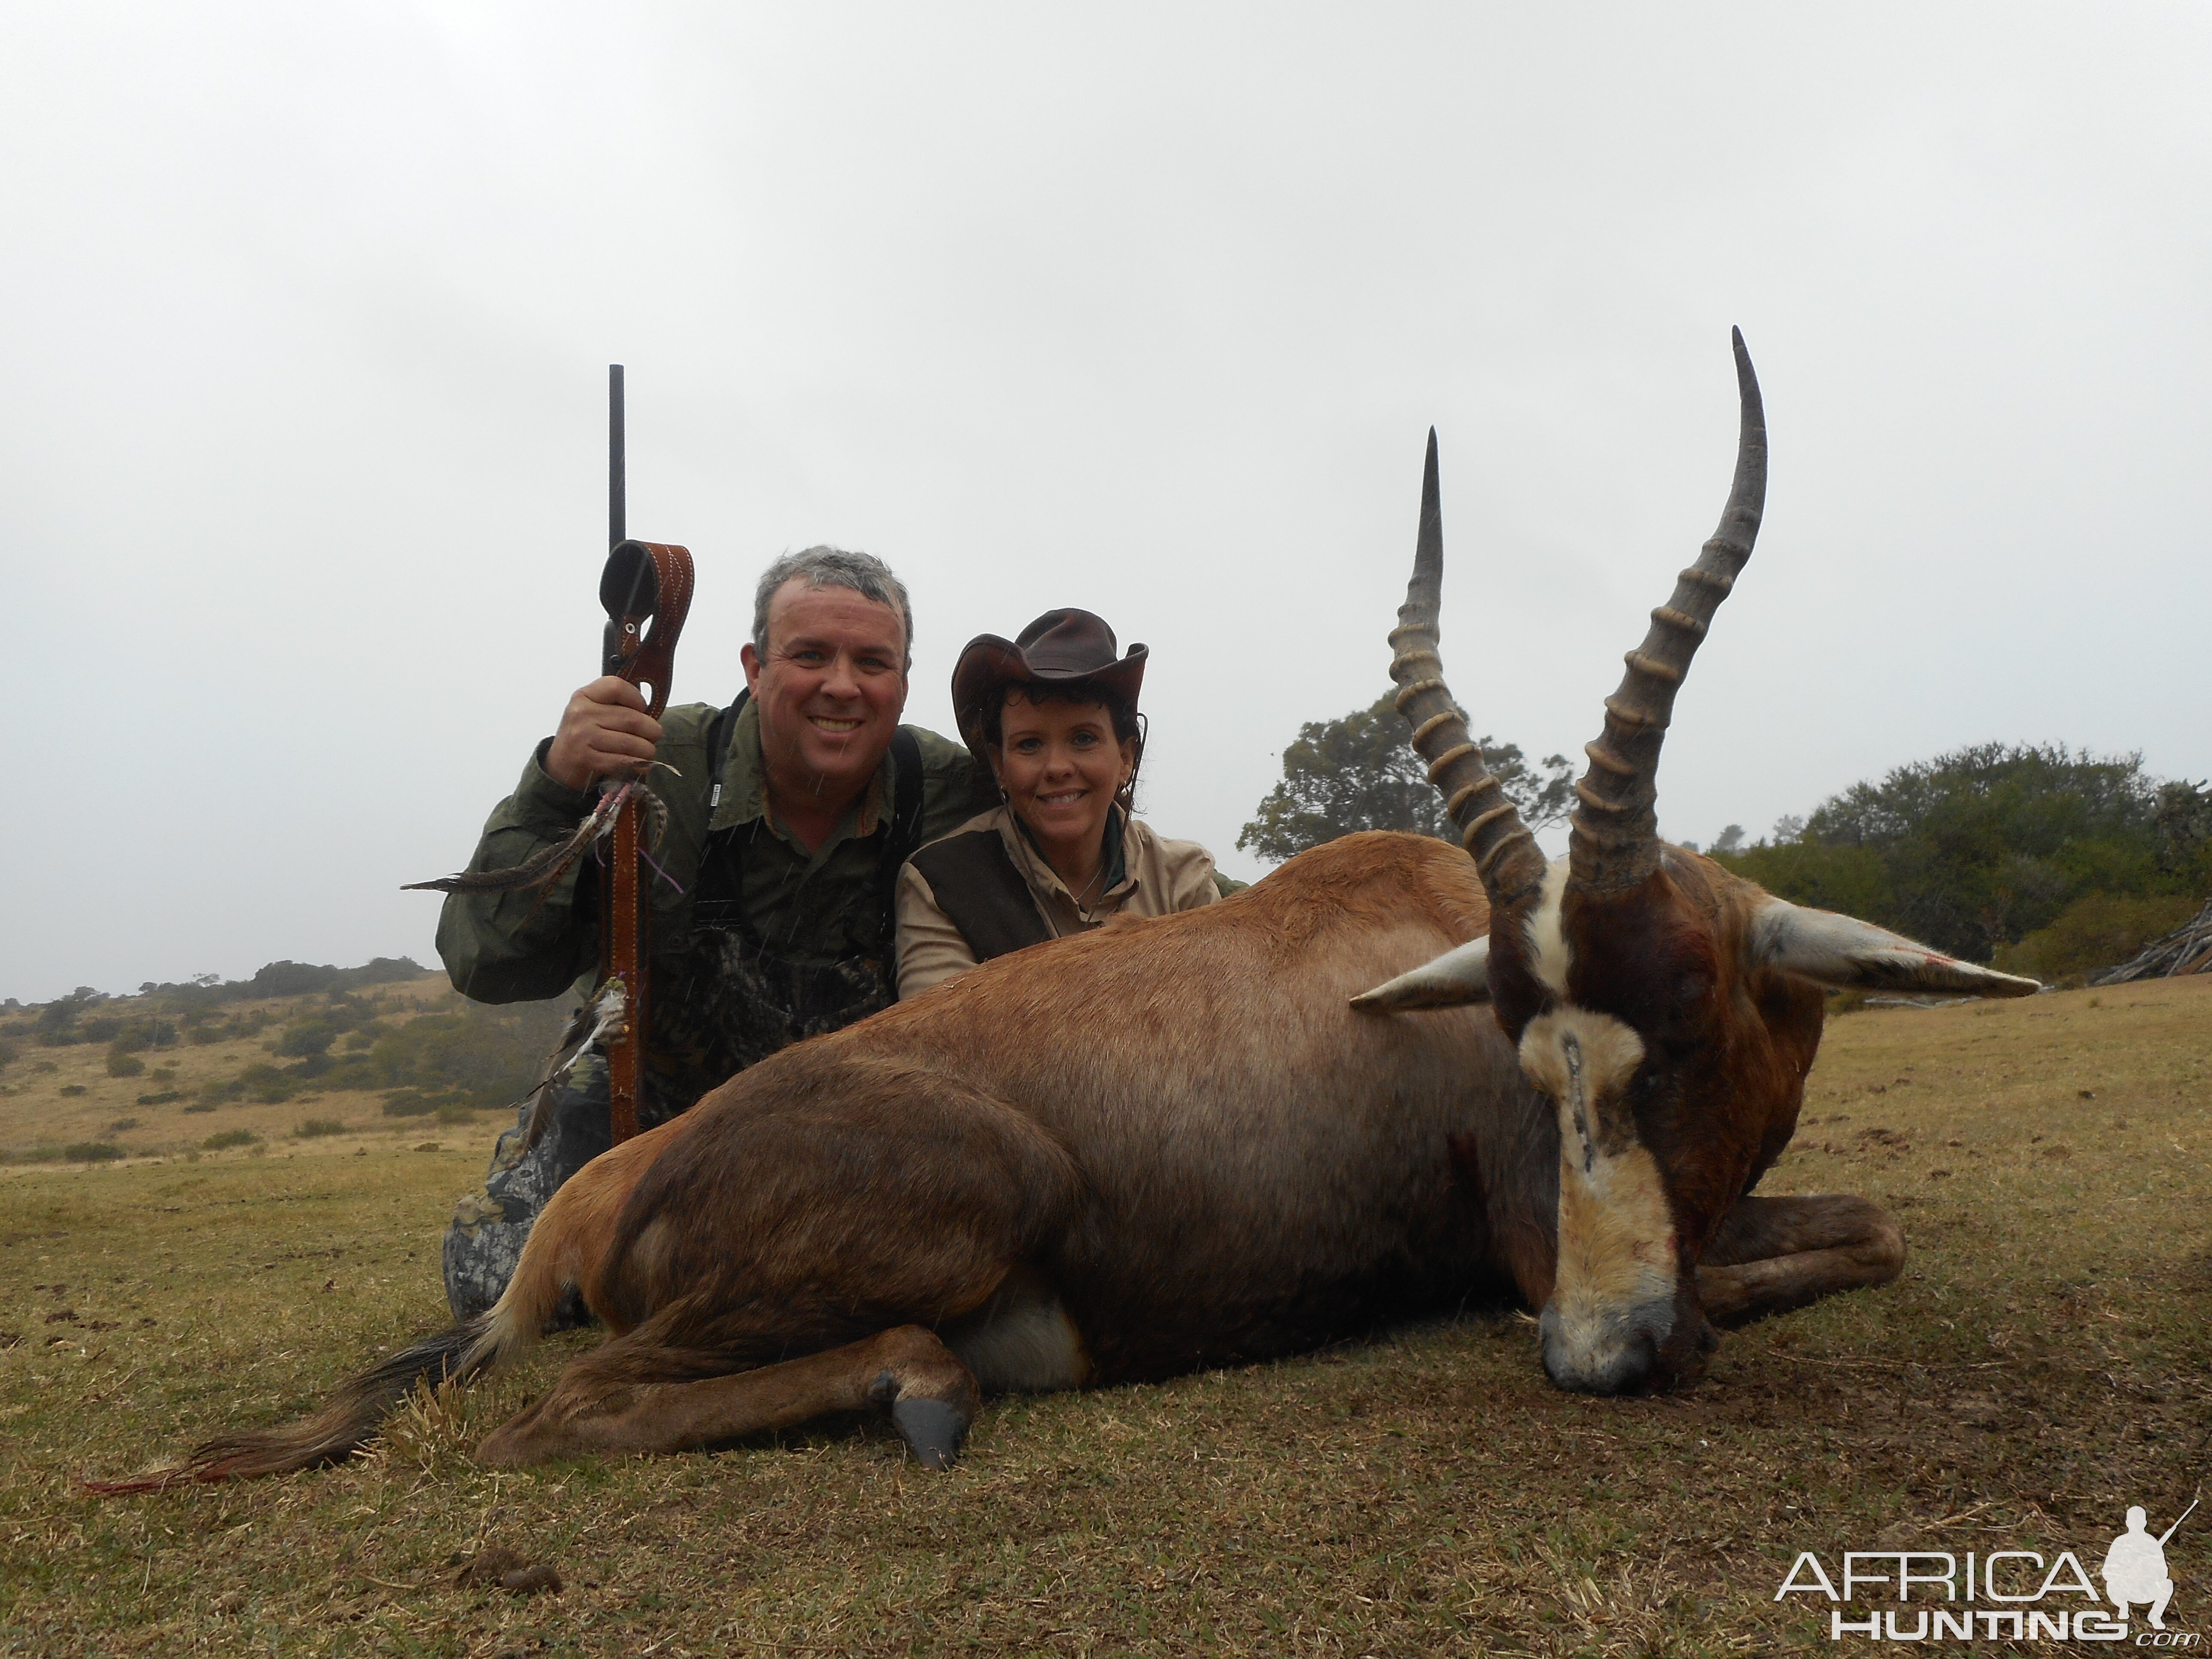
top-left (751, 546), bottom-right (913, 670)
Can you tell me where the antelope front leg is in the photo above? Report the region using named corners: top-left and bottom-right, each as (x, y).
top-left (1695, 1194), bottom-right (1905, 1328)
top-left (477, 1324), bottom-right (982, 1470)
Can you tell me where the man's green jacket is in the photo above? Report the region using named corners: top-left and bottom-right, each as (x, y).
top-left (437, 699), bottom-right (997, 1009)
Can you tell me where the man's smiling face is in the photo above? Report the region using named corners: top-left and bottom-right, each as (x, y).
top-left (741, 578), bottom-right (910, 812)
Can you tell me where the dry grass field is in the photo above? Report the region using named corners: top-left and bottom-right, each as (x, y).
top-left (2, 976), bottom-right (2207, 1656)
top-left (0, 975), bottom-right (514, 1167)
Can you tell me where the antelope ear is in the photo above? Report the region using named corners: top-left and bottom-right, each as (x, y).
top-left (1753, 899), bottom-right (2041, 997)
top-left (1352, 936), bottom-right (1492, 1011)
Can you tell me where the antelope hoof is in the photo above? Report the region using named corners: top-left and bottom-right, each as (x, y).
top-left (476, 1423), bottom-right (537, 1468)
top-left (890, 1398), bottom-right (969, 1470)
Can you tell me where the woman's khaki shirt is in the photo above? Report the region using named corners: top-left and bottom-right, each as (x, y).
top-left (894, 806), bottom-right (1221, 998)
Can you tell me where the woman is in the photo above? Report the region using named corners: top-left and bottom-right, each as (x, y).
top-left (895, 608), bottom-right (1226, 997)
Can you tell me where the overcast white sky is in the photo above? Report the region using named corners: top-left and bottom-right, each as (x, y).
top-left (3, 3), bottom-right (2207, 1006)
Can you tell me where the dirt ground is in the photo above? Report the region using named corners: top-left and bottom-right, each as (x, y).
top-left (1, 976), bottom-right (2206, 1656)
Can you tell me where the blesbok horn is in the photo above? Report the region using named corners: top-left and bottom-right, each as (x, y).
top-left (1388, 429), bottom-right (1547, 906)
top-left (1349, 935), bottom-right (1492, 1010)
top-left (1568, 328), bottom-right (1767, 894)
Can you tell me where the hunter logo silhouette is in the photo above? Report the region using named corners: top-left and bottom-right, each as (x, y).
top-left (2104, 1501), bottom-right (2195, 1630)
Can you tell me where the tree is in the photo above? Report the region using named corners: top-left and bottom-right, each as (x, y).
top-left (1237, 694), bottom-right (1573, 864)
top-left (1715, 743), bottom-right (2209, 963)
top-left (2155, 779), bottom-right (2212, 873)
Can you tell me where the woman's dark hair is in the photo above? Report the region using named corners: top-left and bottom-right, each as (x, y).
top-left (975, 682), bottom-right (1146, 814)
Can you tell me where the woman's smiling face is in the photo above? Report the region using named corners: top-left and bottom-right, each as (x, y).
top-left (991, 690), bottom-right (1137, 876)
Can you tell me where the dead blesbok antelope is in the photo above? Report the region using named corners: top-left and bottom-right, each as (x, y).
top-left (94, 331), bottom-right (2036, 1492)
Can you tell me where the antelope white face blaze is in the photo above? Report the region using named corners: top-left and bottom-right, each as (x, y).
top-left (1517, 1006), bottom-right (1680, 1392)
top-left (1523, 857), bottom-right (1574, 997)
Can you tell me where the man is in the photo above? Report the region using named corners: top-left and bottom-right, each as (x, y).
top-left (437, 547), bottom-right (998, 1320)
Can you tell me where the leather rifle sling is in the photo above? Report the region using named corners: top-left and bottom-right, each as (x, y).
top-left (599, 539), bottom-right (694, 1142)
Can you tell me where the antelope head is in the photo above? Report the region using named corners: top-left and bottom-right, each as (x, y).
top-left (1359, 331), bottom-right (2038, 1394)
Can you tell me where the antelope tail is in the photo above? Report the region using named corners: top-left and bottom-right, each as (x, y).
top-left (83, 1242), bottom-right (569, 1493)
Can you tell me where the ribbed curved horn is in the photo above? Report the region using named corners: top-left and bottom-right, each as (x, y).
top-left (1389, 428), bottom-right (1547, 905)
top-left (1568, 328), bottom-right (1767, 893)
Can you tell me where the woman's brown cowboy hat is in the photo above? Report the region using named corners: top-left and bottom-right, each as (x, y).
top-left (951, 608), bottom-right (1148, 762)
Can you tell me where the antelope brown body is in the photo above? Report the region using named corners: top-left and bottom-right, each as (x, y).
top-left (95, 331), bottom-right (2037, 1490)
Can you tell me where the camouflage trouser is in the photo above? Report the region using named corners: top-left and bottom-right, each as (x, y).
top-left (441, 1054), bottom-right (685, 1324)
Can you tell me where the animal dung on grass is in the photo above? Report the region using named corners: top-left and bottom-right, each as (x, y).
top-left (453, 1547), bottom-right (561, 1596)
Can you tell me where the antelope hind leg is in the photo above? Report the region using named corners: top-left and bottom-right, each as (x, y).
top-left (477, 1322), bottom-right (981, 1469)
top-left (1695, 1194), bottom-right (1905, 1328)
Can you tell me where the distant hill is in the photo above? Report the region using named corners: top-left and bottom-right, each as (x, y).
top-left (0, 963), bottom-right (573, 1167)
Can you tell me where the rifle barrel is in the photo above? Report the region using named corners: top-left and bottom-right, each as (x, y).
top-left (609, 364), bottom-right (626, 550)
top-left (2157, 1498), bottom-right (2198, 1546)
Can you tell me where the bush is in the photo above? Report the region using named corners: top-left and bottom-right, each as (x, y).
top-left (355, 1002), bottom-right (566, 1111)
top-left (273, 997), bottom-right (380, 1061)
top-left (105, 1118), bottom-right (139, 1133)
top-left (135, 1091), bottom-right (184, 1106)
top-left (182, 1103), bottom-right (216, 1114)
top-left (105, 1052), bottom-right (145, 1078)
top-left (294, 1117), bottom-right (349, 1139)
top-left (58, 1084), bottom-right (86, 1097)
top-left (103, 1017), bottom-right (177, 1055)
top-left (1991, 892), bottom-right (2200, 984)
top-left (183, 1004), bottom-right (558, 1111)
top-left (202, 1129), bottom-right (259, 1150)
top-left (34, 989), bottom-right (105, 1046)
top-left (64, 1142), bottom-right (125, 1163)
top-left (273, 1024), bottom-right (337, 1059)
top-left (229, 958), bottom-right (424, 1002)
top-left (380, 1088), bottom-right (448, 1118)
top-left (236, 1063), bottom-right (300, 1105)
